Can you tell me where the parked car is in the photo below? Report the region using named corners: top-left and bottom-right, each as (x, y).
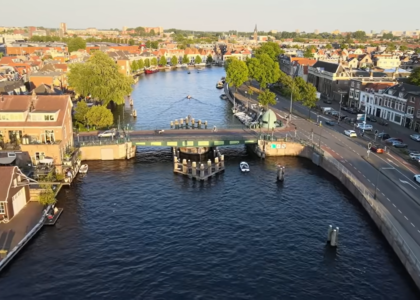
top-left (323, 99), bottom-right (332, 104)
top-left (392, 141), bottom-right (408, 148)
top-left (325, 120), bottom-right (336, 126)
top-left (409, 153), bottom-right (420, 160)
top-left (385, 138), bottom-right (403, 144)
top-left (410, 134), bottom-right (420, 142)
top-left (344, 130), bottom-right (357, 137)
top-left (357, 124), bottom-right (373, 131)
top-left (98, 130), bottom-right (116, 138)
top-left (348, 108), bottom-right (357, 114)
top-left (341, 106), bottom-right (348, 111)
top-left (409, 150), bottom-right (420, 156)
top-left (414, 175), bottom-right (420, 184)
top-left (377, 132), bottom-right (391, 140)
top-left (370, 145), bottom-right (384, 153)
top-left (378, 119), bottom-right (389, 126)
top-left (366, 115), bottom-right (377, 122)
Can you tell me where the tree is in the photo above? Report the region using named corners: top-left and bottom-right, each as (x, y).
top-left (151, 57), bottom-right (158, 66)
top-left (171, 55), bottom-right (178, 66)
top-left (258, 89), bottom-right (277, 108)
top-left (182, 55), bottom-right (189, 64)
top-left (74, 100), bottom-right (90, 126)
top-left (246, 57), bottom-right (262, 83)
top-left (225, 58), bottom-right (249, 92)
top-left (128, 39), bottom-right (135, 46)
top-left (68, 51), bottom-right (133, 106)
top-left (150, 29), bottom-right (156, 36)
top-left (195, 55), bottom-right (202, 64)
top-left (86, 106), bottom-right (114, 129)
top-left (253, 54), bottom-right (281, 89)
top-left (151, 41), bottom-right (159, 49)
top-left (325, 44), bottom-right (333, 50)
top-left (301, 83), bottom-right (318, 115)
top-left (386, 43), bottom-right (396, 52)
top-left (130, 60), bottom-right (138, 73)
top-left (415, 48), bottom-right (420, 54)
top-left (303, 46), bottom-right (316, 58)
top-left (138, 59), bottom-right (144, 69)
top-left (67, 37), bottom-right (86, 52)
top-left (159, 56), bottom-right (167, 66)
top-left (255, 41), bottom-right (284, 61)
top-left (342, 44), bottom-right (349, 49)
top-left (399, 45), bottom-right (408, 52)
top-left (0, 52), bottom-right (3, 58)
top-left (144, 58), bottom-right (151, 68)
top-left (206, 55), bottom-right (213, 64)
top-left (408, 67), bottom-right (420, 86)
top-left (39, 185), bottom-right (56, 206)
top-left (352, 31), bottom-right (366, 40)
top-left (145, 41), bottom-right (152, 48)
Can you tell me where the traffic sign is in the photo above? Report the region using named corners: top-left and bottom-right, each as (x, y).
top-left (368, 143), bottom-right (372, 150)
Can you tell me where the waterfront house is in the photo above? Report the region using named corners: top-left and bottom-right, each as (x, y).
top-left (0, 166), bottom-right (30, 222)
top-left (0, 92), bottom-right (75, 173)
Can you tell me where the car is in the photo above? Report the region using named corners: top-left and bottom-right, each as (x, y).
top-left (98, 130), bottom-right (116, 138)
top-left (378, 119), bottom-right (389, 126)
top-left (325, 120), bottom-right (336, 126)
top-left (341, 106), bottom-right (348, 111)
top-left (409, 150), bottom-right (420, 156)
top-left (370, 145), bottom-right (384, 153)
top-left (366, 115), bottom-right (377, 122)
top-left (410, 134), bottom-right (420, 142)
top-left (385, 138), bottom-right (403, 144)
top-left (409, 153), bottom-right (420, 160)
top-left (377, 132), bottom-right (391, 140)
top-left (392, 141), bottom-right (408, 148)
top-left (323, 99), bottom-right (332, 104)
top-left (414, 175), bottom-right (420, 184)
top-left (348, 108), bottom-right (357, 114)
top-left (344, 130), bottom-right (357, 137)
top-left (357, 124), bottom-right (373, 131)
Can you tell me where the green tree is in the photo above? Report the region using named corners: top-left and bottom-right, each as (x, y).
top-left (386, 43), bottom-right (396, 52)
top-left (67, 37), bottom-right (86, 52)
top-left (138, 59), bottom-right (144, 69)
top-left (246, 57), bottom-right (262, 83)
top-left (303, 46), bottom-right (316, 58)
top-left (415, 48), bottom-right (420, 54)
top-left (225, 58), bottom-right (249, 92)
top-left (159, 56), bottom-right (167, 66)
top-left (74, 100), bottom-right (90, 126)
top-left (342, 44), bottom-right (349, 49)
top-left (408, 67), bottom-right (420, 86)
top-left (171, 55), bottom-right (178, 66)
top-left (145, 41), bottom-right (151, 48)
top-left (399, 45), bottom-right (408, 52)
top-left (86, 106), bottom-right (114, 129)
top-left (144, 58), bottom-right (151, 68)
top-left (151, 41), bottom-right (159, 49)
top-left (254, 54), bottom-right (280, 89)
top-left (257, 89), bottom-right (277, 108)
top-left (68, 51), bottom-right (133, 106)
top-left (255, 41), bottom-right (284, 62)
top-left (325, 44), bottom-right (333, 50)
top-left (301, 82), bottom-right (318, 117)
top-left (130, 60), bottom-right (138, 73)
top-left (206, 55), bottom-right (213, 64)
top-left (128, 39), bottom-right (135, 46)
top-left (151, 57), bottom-right (158, 66)
top-left (352, 30), bottom-right (366, 40)
top-left (39, 185), bottom-right (56, 206)
top-left (182, 54), bottom-right (189, 64)
top-left (195, 55), bottom-right (202, 64)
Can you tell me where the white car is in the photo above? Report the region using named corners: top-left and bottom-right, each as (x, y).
top-left (414, 175), bottom-right (420, 184)
top-left (409, 153), bottom-right (420, 160)
top-left (98, 130), bottom-right (116, 138)
top-left (357, 124), bottom-right (373, 131)
top-left (344, 130), bottom-right (357, 138)
top-left (410, 134), bottom-right (420, 142)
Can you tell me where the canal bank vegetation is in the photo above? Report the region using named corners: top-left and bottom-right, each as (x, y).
top-left (68, 51), bottom-right (133, 106)
top-left (74, 102), bottom-right (114, 131)
top-left (225, 41), bottom-right (317, 111)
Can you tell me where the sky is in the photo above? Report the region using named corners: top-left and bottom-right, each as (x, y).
top-left (2, 0), bottom-right (420, 33)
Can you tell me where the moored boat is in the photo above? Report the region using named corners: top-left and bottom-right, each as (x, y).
top-left (216, 81), bottom-right (224, 89)
top-left (144, 67), bottom-right (159, 74)
top-left (220, 94), bottom-right (228, 100)
top-left (79, 164), bottom-right (88, 174)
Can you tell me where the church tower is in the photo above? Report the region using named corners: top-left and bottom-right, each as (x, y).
top-left (253, 24), bottom-right (258, 42)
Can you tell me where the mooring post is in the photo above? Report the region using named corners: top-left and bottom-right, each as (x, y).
top-left (182, 159), bottom-right (188, 173)
top-left (198, 120), bottom-right (202, 129)
top-left (170, 121), bottom-right (174, 128)
top-left (175, 119), bottom-right (179, 129)
top-left (215, 157), bottom-right (219, 172)
top-left (204, 121), bottom-right (208, 129)
top-left (200, 164), bottom-right (205, 179)
top-left (327, 225), bottom-right (333, 242)
top-left (180, 118), bottom-right (184, 128)
top-left (220, 155), bottom-right (225, 168)
top-left (191, 118), bottom-right (195, 128)
top-left (192, 161), bottom-right (197, 176)
top-left (173, 156), bottom-right (178, 171)
top-left (330, 229), bottom-right (338, 247)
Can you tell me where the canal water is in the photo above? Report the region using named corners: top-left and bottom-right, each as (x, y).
top-left (0, 68), bottom-right (419, 299)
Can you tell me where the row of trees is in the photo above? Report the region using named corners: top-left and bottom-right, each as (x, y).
top-left (129, 55), bottom-right (214, 72)
top-left (225, 42), bottom-right (317, 110)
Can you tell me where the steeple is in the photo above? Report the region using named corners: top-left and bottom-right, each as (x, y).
top-left (253, 24), bottom-right (258, 42)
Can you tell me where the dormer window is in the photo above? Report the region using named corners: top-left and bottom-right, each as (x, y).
top-left (399, 92), bottom-right (404, 98)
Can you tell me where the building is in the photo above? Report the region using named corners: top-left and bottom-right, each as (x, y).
top-left (0, 92), bottom-right (74, 172)
top-left (373, 54), bottom-right (401, 69)
top-left (349, 78), bottom-right (397, 110)
top-left (279, 56), bottom-right (316, 77)
top-left (365, 83), bottom-right (420, 127)
top-left (0, 166), bottom-right (30, 222)
top-left (144, 27), bottom-right (163, 35)
top-left (254, 25), bottom-right (258, 42)
top-left (59, 23), bottom-right (67, 38)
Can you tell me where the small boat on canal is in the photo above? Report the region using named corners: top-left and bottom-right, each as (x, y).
top-left (79, 164), bottom-right (89, 174)
top-left (144, 67), bottom-right (159, 74)
top-left (239, 162), bottom-right (250, 172)
top-left (216, 81), bottom-right (224, 89)
top-left (220, 94), bottom-right (228, 100)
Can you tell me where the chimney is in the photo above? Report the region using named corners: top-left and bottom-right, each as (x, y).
top-left (31, 90), bottom-right (37, 100)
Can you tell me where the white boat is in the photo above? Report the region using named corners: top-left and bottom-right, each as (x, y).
top-left (216, 81), bottom-right (224, 89)
top-left (181, 64), bottom-right (188, 68)
top-left (79, 164), bottom-right (88, 174)
top-left (176, 64), bottom-right (182, 68)
top-left (239, 162), bottom-right (250, 172)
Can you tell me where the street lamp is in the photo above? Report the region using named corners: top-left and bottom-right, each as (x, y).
top-left (318, 126), bottom-right (323, 149)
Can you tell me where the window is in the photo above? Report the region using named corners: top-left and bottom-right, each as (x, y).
top-left (35, 152), bottom-right (45, 160)
top-left (416, 109), bottom-right (420, 118)
top-left (349, 89), bottom-right (354, 98)
top-left (399, 92), bottom-right (404, 98)
top-left (44, 114), bottom-right (55, 121)
top-left (411, 96), bottom-right (416, 103)
top-left (394, 114), bottom-right (401, 123)
top-left (355, 92), bottom-right (360, 100)
top-left (351, 81), bottom-right (355, 87)
top-left (0, 202), bottom-right (5, 214)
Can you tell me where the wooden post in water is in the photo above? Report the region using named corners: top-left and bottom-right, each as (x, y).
top-left (204, 121), bottom-right (208, 129)
top-left (192, 161), bottom-right (197, 176)
top-left (220, 155), bottom-right (225, 168)
top-left (173, 156), bottom-right (178, 171)
top-left (215, 157), bottom-right (219, 172)
top-left (175, 119), bottom-right (179, 129)
top-left (200, 164), bottom-right (205, 179)
top-left (182, 159), bottom-right (188, 173)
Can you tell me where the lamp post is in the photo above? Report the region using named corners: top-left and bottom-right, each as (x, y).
top-left (318, 126), bottom-right (323, 149)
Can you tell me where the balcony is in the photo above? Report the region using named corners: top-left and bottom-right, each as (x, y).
top-left (63, 147), bottom-right (81, 167)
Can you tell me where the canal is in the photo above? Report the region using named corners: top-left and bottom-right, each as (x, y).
top-left (0, 68), bottom-right (419, 299)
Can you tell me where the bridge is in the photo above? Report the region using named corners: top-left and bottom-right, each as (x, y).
top-left (76, 128), bottom-right (292, 147)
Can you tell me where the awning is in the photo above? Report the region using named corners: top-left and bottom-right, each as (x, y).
top-left (0, 156), bottom-right (16, 165)
top-left (39, 157), bottom-right (54, 164)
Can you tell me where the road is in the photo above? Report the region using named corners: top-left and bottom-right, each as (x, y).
top-left (236, 84), bottom-right (420, 252)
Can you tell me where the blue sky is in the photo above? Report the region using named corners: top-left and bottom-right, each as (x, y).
top-left (2, 0), bottom-right (419, 32)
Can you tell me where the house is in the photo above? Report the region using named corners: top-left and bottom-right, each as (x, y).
top-left (365, 83), bottom-right (420, 127)
top-left (373, 54), bottom-right (401, 69)
top-left (0, 166), bottom-right (30, 222)
top-left (0, 80), bottom-right (27, 95)
top-left (29, 71), bottom-right (67, 90)
top-left (0, 92), bottom-right (74, 173)
top-left (408, 92), bottom-right (420, 132)
top-left (351, 79), bottom-right (397, 110)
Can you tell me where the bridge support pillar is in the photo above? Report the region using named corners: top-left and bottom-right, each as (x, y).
top-left (174, 156), bottom-right (178, 171)
top-left (192, 162), bottom-right (197, 176)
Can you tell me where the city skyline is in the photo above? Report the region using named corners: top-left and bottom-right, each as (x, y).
top-left (1, 0), bottom-right (420, 33)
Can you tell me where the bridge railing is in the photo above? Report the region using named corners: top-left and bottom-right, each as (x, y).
top-left (324, 152), bottom-right (420, 278)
